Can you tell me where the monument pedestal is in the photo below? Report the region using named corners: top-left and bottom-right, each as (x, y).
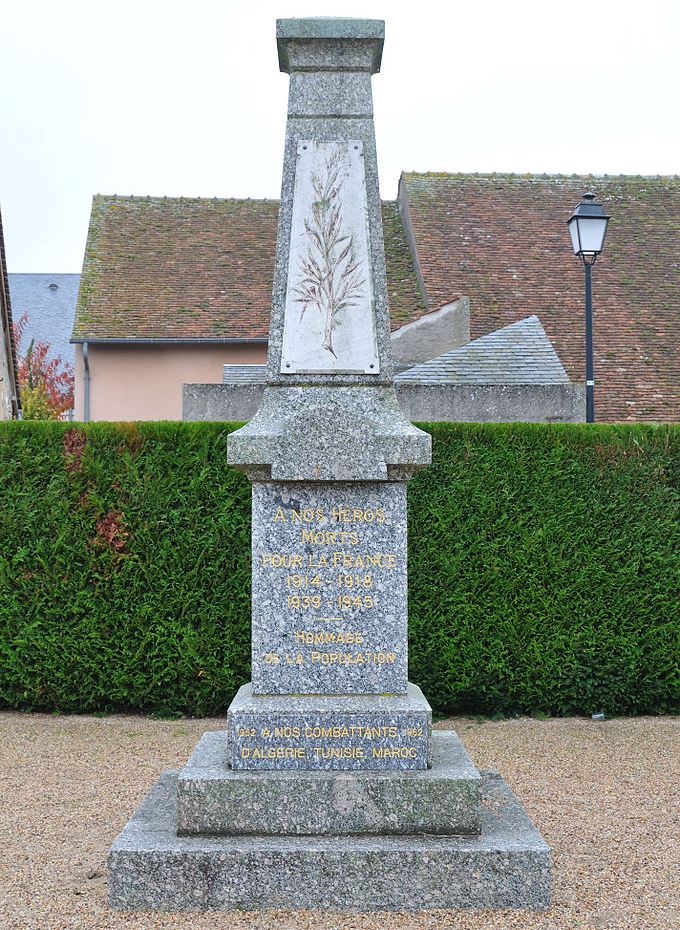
top-left (177, 729), bottom-right (480, 836)
top-left (109, 687), bottom-right (550, 911)
top-left (107, 17), bottom-right (550, 912)
top-left (228, 683), bottom-right (432, 770)
top-left (108, 744), bottom-right (550, 911)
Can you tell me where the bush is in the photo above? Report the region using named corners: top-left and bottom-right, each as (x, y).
top-left (0, 422), bottom-right (251, 716)
top-left (408, 424), bottom-right (679, 715)
top-left (0, 421), bottom-right (677, 716)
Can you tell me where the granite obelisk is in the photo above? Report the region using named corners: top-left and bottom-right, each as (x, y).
top-left (226, 17), bottom-right (433, 770)
top-left (108, 19), bottom-right (551, 911)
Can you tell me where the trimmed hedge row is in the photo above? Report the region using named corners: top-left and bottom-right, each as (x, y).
top-left (408, 423), bottom-right (679, 716)
top-left (0, 421), bottom-right (678, 716)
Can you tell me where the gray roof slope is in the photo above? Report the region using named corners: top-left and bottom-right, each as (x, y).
top-left (8, 274), bottom-right (80, 365)
top-left (395, 316), bottom-right (571, 385)
top-left (223, 364), bottom-right (267, 384)
top-left (224, 317), bottom-right (570, 387)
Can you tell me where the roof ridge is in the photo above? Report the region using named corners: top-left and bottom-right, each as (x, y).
top-left (92, 194), bottom-right (280, 205)
top-left (401, 171), bottom-right (680, 182)
top-left (90, 194), bottom-right (401, 207)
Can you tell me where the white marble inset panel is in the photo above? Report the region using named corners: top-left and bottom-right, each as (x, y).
top-left (281, 141), bottom-right (379, 374)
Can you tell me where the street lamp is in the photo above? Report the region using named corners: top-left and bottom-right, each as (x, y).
top-left (567, 193), bottom-right (610, 423)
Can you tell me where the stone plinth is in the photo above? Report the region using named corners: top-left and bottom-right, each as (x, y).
top-left (109, 771), bottom-right (550, 911)
top-left (228, 683), bottom-right (432, 771)
top-left (178, 730), bottom-right (481, 836)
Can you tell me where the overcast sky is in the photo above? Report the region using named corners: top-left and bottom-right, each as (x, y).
top-left (2, 0), bottom-right (679, 272)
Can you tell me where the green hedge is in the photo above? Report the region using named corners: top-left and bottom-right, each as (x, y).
top-left (0, 421), bottom-right (678, 716)
top-left (408, 424), bottom-right (679, 716)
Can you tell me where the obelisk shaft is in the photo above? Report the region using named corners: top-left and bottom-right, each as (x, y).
top-left (267, 18), bottom-right (393, 386)
top-left (227, 18), bottom-right (432, 767)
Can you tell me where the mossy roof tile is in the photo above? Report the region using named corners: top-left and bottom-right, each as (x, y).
top-left (72, 196), bottom-right (424, 342)
top-left (400, 172), bottom-right (680, 422)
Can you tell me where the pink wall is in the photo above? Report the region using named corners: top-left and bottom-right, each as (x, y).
top-left (73, 343), bottom-right (267, 421)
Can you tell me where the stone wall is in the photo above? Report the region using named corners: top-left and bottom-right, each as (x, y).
top-left (398, 382), bottom-right (585, 423)
top-left (391, 298), bottom-right (470, 370)
top-left (183, 381), bottom-right (585, 423)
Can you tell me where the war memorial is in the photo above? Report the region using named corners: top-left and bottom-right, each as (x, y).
top-left (108, 18), bottom-right (551, 911)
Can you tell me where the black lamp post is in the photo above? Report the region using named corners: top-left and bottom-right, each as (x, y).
top-left (567, 193), bottom-right (610, 423)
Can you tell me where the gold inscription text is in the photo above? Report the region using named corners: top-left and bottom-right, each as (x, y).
top-left (310, 651), bottom-right (396, 665)
top-left (295, 630), bottom-right (364, 644)
top-left (372, 746), bottom-right (418, 759)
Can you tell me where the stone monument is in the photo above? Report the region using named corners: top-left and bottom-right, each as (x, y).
top-left (108, 18), bottom-right (550, 911)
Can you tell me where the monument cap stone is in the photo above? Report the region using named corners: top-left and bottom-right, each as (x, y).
top-left (277, 17), bottom-right (384, 74)
top-left (226, 387), bottom-right (431, 481)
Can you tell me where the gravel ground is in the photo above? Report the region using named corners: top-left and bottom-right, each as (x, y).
top-left (0, 711), bottom-right (678, 930)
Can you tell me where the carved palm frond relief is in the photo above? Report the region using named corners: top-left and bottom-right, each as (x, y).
top-left (293, 148), bottom-right (365, 357)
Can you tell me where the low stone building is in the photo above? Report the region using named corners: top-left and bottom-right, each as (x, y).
top-left (394, 316), bottom-right (584, 422)
top-left (0, 210), bottom-right (20, 419)
top-left (184, 316), bottom-right (584, 423)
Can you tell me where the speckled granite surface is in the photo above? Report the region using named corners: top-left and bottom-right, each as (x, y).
top-left (251, 481), bottom-right (408, 695)
top-left (227, 683), bottom-right (432, 771)
top-left (227, 386), bottom-right (431, 482)
top-left (177, 729), bottom-right (480, 836)
top-left (109, 770), bottom-right (550, 911)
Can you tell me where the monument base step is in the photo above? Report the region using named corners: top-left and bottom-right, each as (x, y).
top-left (108, 771), bottom-right (550, 911)
top-left (178, 730), bottom-right (481, 836)
top-left (228, 681), bottom-right (432, 771)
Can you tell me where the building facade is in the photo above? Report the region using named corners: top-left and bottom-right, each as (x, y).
top-left (71, 174), bottom-right (680, 423)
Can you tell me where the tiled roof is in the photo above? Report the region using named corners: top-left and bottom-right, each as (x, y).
top-left (223, 364), bottom-right (267, 384)
top-left (396, 316), bottom-right (569, 385)
top-left (381, 201), bottom-right (427, 329)
top-left (72, 196), bottom-right (425, 341)
top-left (400, 173), bottom-right (680, 422)
top-left (9, 274), bottom-right (80, 365)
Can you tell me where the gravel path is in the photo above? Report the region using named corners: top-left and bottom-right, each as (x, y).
top-left (1, 711), bottom-right (678, 930)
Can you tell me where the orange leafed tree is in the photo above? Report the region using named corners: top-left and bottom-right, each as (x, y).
top-left (13, 312), bottom-right (74, 419)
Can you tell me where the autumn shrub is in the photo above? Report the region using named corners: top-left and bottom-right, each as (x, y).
top-left (13, 312), bottom-right (74, 418)
top-left (19, 383), bottom-right (60, 421)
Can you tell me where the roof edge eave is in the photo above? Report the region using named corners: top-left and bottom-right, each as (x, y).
top-left (70, 336), bottom-right (269, 345)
